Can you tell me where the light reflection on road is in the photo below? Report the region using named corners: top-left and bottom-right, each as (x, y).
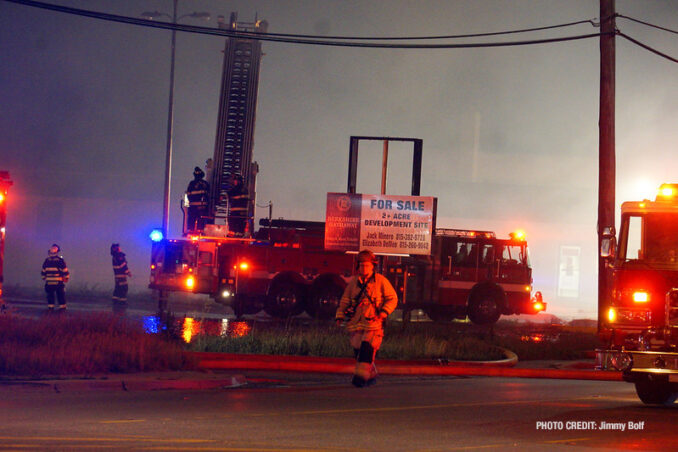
top-left (143, 315), bottom-right (252, 343)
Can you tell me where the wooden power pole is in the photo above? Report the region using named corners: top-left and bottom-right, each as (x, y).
top-left (598, 0), bottom-right (616, 330)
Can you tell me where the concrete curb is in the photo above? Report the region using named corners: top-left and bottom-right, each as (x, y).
top-left (190, 352), bottom-right (623, 381)
top-left (0, 373), bottom-right (247, 392)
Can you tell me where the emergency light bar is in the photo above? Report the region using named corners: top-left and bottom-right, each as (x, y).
top-left (509, 230), bottom-right (527, 241)
top-left (656, 183), bottom-right (678, 201)
top-left (435, 229), bottom-right (496, 239)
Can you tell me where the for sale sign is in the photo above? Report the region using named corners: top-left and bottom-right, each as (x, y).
top-left (325, 193), bottom-right (435, 255)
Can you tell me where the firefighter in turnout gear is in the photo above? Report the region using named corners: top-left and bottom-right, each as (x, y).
top-left (335, 249), bottom-right (398, 387)
top-left (226, 173), bottom-right (248, 236)
top-left (110, 243), bottom-right (131, 303)
top-left (185, 167), bottom-right (210, 232)
top-left (41, 244), bottom-right (69, 311)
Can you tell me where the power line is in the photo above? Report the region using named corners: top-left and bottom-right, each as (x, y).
top-left (618, 32), bottom-right (678, 63)
top-left (212, 19), bottom-right (600, 42)
top-left (616, 14), bottom-right (678, 35)
top-left (3, 0), bottom-right (606, 49)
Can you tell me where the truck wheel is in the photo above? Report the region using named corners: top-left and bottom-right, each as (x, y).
top-left (634, 375), bottom-right (678, 405)
top-left (307, 279), bottom-right (344, 320)
top-left (468, 290), bottom-right (501, 325)
top-left (265, 280), bottom-right (305, 318)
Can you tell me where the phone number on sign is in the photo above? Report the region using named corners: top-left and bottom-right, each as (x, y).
top-left (399, 241), bottom-right (429, 250)
top-left (396, 233), bottom-right (427, 241)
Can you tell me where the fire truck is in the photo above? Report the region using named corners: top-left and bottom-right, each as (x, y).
top-left (148, 14), bottom-right (545, 324)
top-left (596, 183), bottom-right (678, 405)
top-left (149, 220), bottom-right (544, 323)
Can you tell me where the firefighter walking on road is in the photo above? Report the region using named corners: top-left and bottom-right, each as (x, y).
top-left (335, 249), bottom-right (398, 387)
top-left (110, 243), bottom-right (131, 304)
top-left (41, 244), bottom-right (69, 311)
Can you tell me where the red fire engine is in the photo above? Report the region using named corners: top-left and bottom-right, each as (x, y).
top-left (149, 221), bottom-right (544, 323)
top-left (596, 183), bottom-right (678, 405)
top-left (148, 15), bottom-right (545, 324)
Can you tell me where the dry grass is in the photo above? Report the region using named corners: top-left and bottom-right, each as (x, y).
top-left (0, 312), bottom-right (193, 377)
top-left (188, 321), bottom-right (507, 361)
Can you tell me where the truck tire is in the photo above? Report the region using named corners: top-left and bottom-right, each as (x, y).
top-left (634, 375), bottom-right (678, 405)
top-left (468, 288), bottom-right (502, 325)
top-left (265, 279), bottom-right (305, 318)
top-left (307, 276), bottom-right (345, 320)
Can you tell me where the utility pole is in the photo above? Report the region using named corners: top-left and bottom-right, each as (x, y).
top-left (598, 0), bottom-right (616, 330)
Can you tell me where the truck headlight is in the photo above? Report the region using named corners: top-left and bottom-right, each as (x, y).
top-left (608, 307), bottom-right (617, 323)
top-left (610, 351), bottom-right (633, 371)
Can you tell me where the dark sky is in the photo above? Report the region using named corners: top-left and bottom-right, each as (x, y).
top-left (1, 0), bottom-right (676, 319)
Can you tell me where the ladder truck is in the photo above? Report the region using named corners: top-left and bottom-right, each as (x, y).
top-left (148, 16), bottom-right (545, 323)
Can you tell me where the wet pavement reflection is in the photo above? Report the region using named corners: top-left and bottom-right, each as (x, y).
top-left (142, 315), bottom-right (252, 343)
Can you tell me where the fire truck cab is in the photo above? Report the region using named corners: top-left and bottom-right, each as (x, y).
top-left (393, 229), bottom-right (543, 324)
top-left (596, 183), bottom-right (678, 405)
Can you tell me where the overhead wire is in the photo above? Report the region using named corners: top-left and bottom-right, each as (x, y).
top-left (3, 0), bottom-right (606, 49)
top-left (617, 33), bottom-right (678, 63)
top-left (616, 14), bottom-right (678, 35)
top-left (1, 0), bottom-right (675, 61)
top-left (613, 14), bottom-right (678, 63)
top-left (202, 19), bottom-right (600, 41)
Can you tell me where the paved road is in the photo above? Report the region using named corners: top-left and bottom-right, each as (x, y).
top-left (0, 372), bottom-right (675, 451)
top-left (2, 293), bottom-right (234, 320)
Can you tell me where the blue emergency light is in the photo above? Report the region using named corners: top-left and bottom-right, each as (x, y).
top-left (149, 228), bottom-right (164, 242)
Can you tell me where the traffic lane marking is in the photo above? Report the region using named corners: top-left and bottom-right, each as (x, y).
top-left (0, 436), bottom-right (344, 451)
top-left (245, 395), bottom-right (612, 417)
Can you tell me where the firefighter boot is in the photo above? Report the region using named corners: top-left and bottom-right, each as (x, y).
top-left (352, 341), bottom-right (375, 388)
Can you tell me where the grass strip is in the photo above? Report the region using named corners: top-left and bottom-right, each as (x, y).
top-left (0, 313), bottom-right (192, 377)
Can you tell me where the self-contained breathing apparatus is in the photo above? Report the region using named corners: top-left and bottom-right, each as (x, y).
top-left (342, 272), bottom-right (377, 322)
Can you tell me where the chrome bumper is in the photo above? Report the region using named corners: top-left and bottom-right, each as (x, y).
top-left (596, 349), bottom-right (678, 377)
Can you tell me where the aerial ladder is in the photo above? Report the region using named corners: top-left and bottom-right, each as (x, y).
top-left (209, 13), bottom-right (268, 231)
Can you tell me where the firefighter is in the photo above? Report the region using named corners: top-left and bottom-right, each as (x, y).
top-left (335, 249), bottom-right (398, 387)
top-left (110, 243), bottom-right (131, 304)
top-left (185, 166), bottom-right (210, 232)
top-left (41, 244), bottom-right (69, 311)
top-left (226, 173), bottom-right (248, 236)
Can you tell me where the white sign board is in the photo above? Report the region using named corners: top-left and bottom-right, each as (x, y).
top-left (325, 193), bottom-right (435, 255)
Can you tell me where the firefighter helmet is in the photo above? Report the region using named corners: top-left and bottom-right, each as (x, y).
top-left (48, 244), bottom-right (60, 256)
top-left (356, 249), bottom-right (378, 264)
top-left (193, 167), bottom-right (205, 179)
top-left (110, 243), bottom-right (120, 256)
